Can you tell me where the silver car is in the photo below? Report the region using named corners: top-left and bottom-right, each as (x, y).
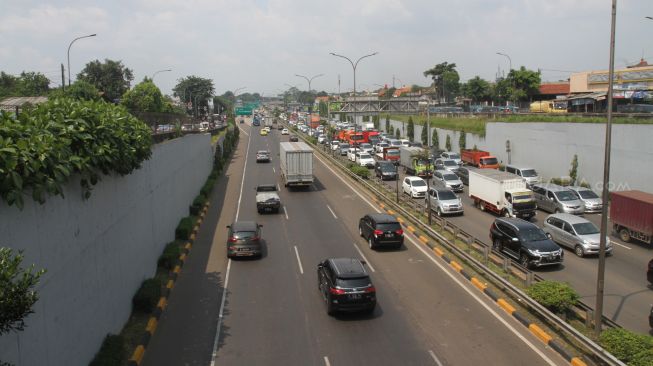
top-left (542, 213), bottom-right (613, 257)
top-left (434, 158), bottom-right (459, 172)
top-left (440, 151), bottom-right (462, 165)
top-left (531, 183), bottom-right (584, 215)
top-left (426, 188), bottom-right (464, 216)
top-left (432, 170), bottom-right (464, 192)
top-left (567, 186), bottom-right (603, 213)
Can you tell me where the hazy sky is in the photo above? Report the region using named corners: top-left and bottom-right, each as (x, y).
top-left (1, 1), bottom-right (651, 97)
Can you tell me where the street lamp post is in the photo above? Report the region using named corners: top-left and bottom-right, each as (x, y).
top-left (330, 51), bottom-right (379, 154)
top-left (152, 69), bottom-right (172, 81)
top-left (67, 33), bottom-right (97, 86)
top-left (496, 52), bottom-right (512, 73)
top-left (295, 73), bottom-right (324, 127)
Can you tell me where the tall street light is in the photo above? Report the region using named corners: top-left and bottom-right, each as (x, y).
top-left (496, 52), bottom-right (512, 73)
top-left (152, 69), bottom-right (172, 81)
top-left (330, 51), bottom-right (379, 152)
top-left (67, 33), bottom-right (97, 86)
top-left (295, 73), bottom-right (324, 119)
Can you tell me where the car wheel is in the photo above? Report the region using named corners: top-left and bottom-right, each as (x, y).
top-left (574, 245), bottom-right (585, 258)
top-left (326, 298), bottom-right (336, 316)
top-left (368, 237), bottom-right (376, 250)
top-left (503, 210), bottom-right (511, 218)
top-left (554, 208), bottom-right (560, 214)
top-left (479, 202), bottom-right (485, 211)
top-left (359, 225), bottom-right (364, 238)
top-left (619, 228), bottom-right (631, 243)
top-left (492, 239), bottom-right (502, 252)
top-left (437, 207), bottom-right (443, 217)
top-left (520, 253), bottom-right (531, 269)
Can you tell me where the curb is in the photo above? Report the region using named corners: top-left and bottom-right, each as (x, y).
top-left (127, 203), bottom-right (210, 366)
top-left (373, 199), bottom-right (588, 366)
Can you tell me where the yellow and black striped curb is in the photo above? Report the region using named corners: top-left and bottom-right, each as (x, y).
top-left (373, 199), bottom-right (588, 366)
top-left (128, 203), bottom-right (210, 366)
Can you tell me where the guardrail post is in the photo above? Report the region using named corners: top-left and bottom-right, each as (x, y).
top-left (482, 246), bottom-right (489, 265)
top-left (440, 218), bottom-right (446, 231)
top-left (465, 236), bottom-right (473, 253)
top-left (503, 258), bottom-right (510, 277)
top-left (453, 227), bottom-right (460, 241)
top-left (525, 271), bottom-right (534, 287)
top-left (585, 309), bottom-right (593, 328)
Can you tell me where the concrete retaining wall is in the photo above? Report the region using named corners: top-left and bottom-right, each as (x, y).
top-left (0, 133), bottom-right (214, 366)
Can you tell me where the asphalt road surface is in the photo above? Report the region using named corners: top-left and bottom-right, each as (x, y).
top-left (143, 120), bottom-right (570, 366)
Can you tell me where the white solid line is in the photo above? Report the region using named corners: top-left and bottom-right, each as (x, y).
top-left (612, 242), bottom-right (631, 250)
top-left (276, 183), bottom-right (280, 191)
top-left (235, 130), bottom-right (252, 221)
top-left (326, 204), bottom-right (338, 219)
top-left (283, 206), bottom-right (289, 220)
top-left (323, 356), bottom-right (331, 366)
top-left (294, 246), bottom-right (304, 274)
top-left (428, 350), bottom-right (444, 366)
top-left (210, 258), bottom-right (232, 365)
top-left (352, 243), bottom-right (375, 272)
top-left (273, 167), bottom-right (276, 173)
top-left (237, 125), bottom-right (249, 136)
top-left (317, 151), bottom-right (558, 366)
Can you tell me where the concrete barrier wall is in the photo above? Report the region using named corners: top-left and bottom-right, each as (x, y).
top-left (0, 133), bottom-right (214, 366)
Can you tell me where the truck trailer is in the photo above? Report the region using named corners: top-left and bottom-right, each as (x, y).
top-left (468, 169), bottom-right (537, 219)
top-left (610, 190), bottom-right (653, 245)
top-left (279, 142), bottom-right (314, 188)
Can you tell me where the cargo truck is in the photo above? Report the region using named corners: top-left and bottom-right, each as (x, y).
top-left (461, 149), bottom-right (500, 169)
top-left (279, 142), bottom-right (314, 188)
top-left (610, 190), bottom-right (653, 245)
top-left (375, 147), bottom-right (400, 164)
top-left (468, 169), bottom-right (537, 220)
top-left (399, 146), bottom-right (432, 178)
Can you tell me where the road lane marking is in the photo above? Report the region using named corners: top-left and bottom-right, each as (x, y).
top-left (428, 350), bottom-right (444, 366)
top-left (283, 206), bottom-right (289, 220)
top-left (235, 128), bottom-right (253, 221)
top-left (277, 183), bottom-right (280, 191)
top-left (352, 243), bottom-right (375, 272)
top-left (210, 258), bottom-right (232, 365)
top-left (326, 204), bottom-right (338, 219)
top-left (323, 356), bottom-right (331, 366)
top-left (294, 246), bottom-right (304, 274)
top-left (237, 125), bottom-right (249, 136)
top-left (273, 167), bottom-right (276, 173)
top-left (612, 241), bottom-right (631, 250)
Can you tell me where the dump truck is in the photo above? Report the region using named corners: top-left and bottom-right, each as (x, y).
top-left (461, 149), bottom-right (500, 169)
top-left (279, 142), bottom-right (314, 188)
top-left (375, 146), bottom-right (400, 164)
top-left (610, 190), bottom-right (653, 245)
top-left (468, 169), bottom-right (537, 220)
top-left (399, 146), bottom-right (432, 178)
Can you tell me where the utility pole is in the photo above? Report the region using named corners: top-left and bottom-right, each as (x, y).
top-left (61, 64), bottom-right (66, 91)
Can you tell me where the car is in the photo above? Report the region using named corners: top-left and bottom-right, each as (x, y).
top-left (239, 119), bottom-right (244, 124)
top-left (278, 124), bottom-right (284, 130)
top-left (289, 135), bottom-right (299, 142)
top-left (489, 217), bottom-right (563, 269)
top-left (252, 120), bottom-right (260, 126)
top-left (375, 142), bottom-right (390, 153)
top-left (359, 143), bottom-right (374, 154)
top-left (567, 186), bottom-right (603, 213)
top-left (399, 139), bottom-right (410, 147)
top-left (408, 141), bottom-right (423, 147)
top-left (375, 161), bottom-right (397, 180)
top-left (455, 166), bottom-right (471, 185)
top-left (434, 158), bottom-right (459, 172)
top-left (440, 151), bottom-right (462, 165)
top-left (432, 170), bottom-right (464, 192)
top-left (330, 140), bottom-right (341, 151)
top-left (256, 150), bottom-right (270, 163)
top-left (226, 221), bottom-right (263, 258)
top-left (531, 183), bottom-right (584, 214)
top-left (318, 135), bottom-right (327, 144)
top-left (542, 213), bottom-right (613, 257)
top-left (649, 305), bottom-right (653, 328)
top-left (356, 152), bottom-right (375, 168)
top-left (263, 126), bottom-right (271, 132)
top-left (426, 187), bottom-right (464, 216)
top-left (648, 258), bottom-right (653, 285)
top-left (255, 184), bottom-right (281, 213)
top-left (281, 128), bottom-right (289, 135)
top-left (260, 129), bottom-right (269, 136)
top-left (317, 258), bottom-right (376, 315)
top-left (339, 143), bottom-right (350, 156)
top-left (402, 176), bottom-right (428, 198)
top-left (347, 148), bottom-right (358, 161)
top-left (387, 139), bottom-right (402, 148)
top-left (358, 213), bottom-right (404, 249)
top-left (505, 165), bottom-right (541, 186)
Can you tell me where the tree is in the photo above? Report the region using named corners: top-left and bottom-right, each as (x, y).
top-left (49, 80), bottom-right (101, 101)
top-left (16, 72), bottom-right (50, 96)
top-left (490, 78), bottom-right (512, 105)
top-left (432, 128), bottom-right (439, 149)
top-left (0, 248), bottom-right (46, 335)
top-left (407, 116), bottom-right (414, 142)
top-left (421, 120), bottom-right (428, 145)
top-left (213, 95), bottom-right (233, 115)
top-left (507, 66), bottom-right (541, 102)
top-left (569, 154), bottom-right (579, 185)
top-left (394, 128), bottom-right (401, 139)
top-left (423, 62), bottom-right (460, 103)
top-left (121, 80), bottom-right (164, 112)
top-left (388, 125), bottom-right (394, 135)
top-left (172, 76), bottom-right (215, 115)
top-left (462, 76), bottom-right (491, 103)
top-left (318, 101), bottom-right (328, 116)
top-left (459, 131), bottom-right (466, 151)
top-left (385, 115), bottom-right (390, 132)
top-left (445, 135), bottom-right (452, 151)
top-left (0, 72), bottom-right (18, 99)
top-left (77, 59), bottom-right (134, 102)
top-left (373, 115), bottom-right (380, 130)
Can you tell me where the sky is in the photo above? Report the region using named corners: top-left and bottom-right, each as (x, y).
top-left (1, 0), bottom-right (652, 97)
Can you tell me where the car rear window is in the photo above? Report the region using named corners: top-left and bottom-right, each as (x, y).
top-left (376, 223), bottom-right (401, 231)
top-left (233, 231), bottom-right (257, 239)
top-left (336, 277), bottom-right (371, 288)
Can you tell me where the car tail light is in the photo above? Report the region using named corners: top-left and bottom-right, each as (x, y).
top-left (329, 287), bottom-right (346, 295)
top-left (228, 246), bottom-right (236, 251)
top-left (364, 286), bottom-right (376, 293)
top-left (395, 229), bottom-right (404, 236)
top-left (373, 230), bottom-right (383, 236)
top-left (228, 237), bottom-right (237, 242)
top-left (251, 236), bottom-right (260, 241)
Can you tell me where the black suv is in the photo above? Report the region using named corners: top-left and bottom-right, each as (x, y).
top-left (374, 161), bottom-right (397, 180)
top-left (358, 213), bottom-right (404, 249)
top-left (317, 258), bottom-right (376, 315)
top-left (455, 166), bottom-right (471, 185)
top-left (490, 217), bottom-right (563, 269)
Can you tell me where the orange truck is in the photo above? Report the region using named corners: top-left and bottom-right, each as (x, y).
top-left (338, 129), bottom-right (364, 145)
top-left (461, 149), bottom-right (499, 169)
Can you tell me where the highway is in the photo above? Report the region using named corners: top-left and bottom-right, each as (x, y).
top-left (142, 119), bottom-right (571, 365)
top-left (341, 134), bottom-right (653, 335)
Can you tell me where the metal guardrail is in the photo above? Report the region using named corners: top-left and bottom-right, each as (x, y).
top-left (294, 128), bottom-right (625, 366)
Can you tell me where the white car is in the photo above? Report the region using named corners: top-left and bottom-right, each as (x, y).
top-left (356, 152), bottom-right (375, 168)
top-left (359, 143), bottom-right (374, 154)
top-left (400, 139), bottom-right (411, 147)
top-left (281, 128), bottom-right (289, 135)
top-left (387, 139), bottom-right (402, 148)
top-left (441, 151), bottom-right (462, 165)
top-left (318, 135), bottom-right (327, 144)
top-left (402, 176), bottom-right (428, 198)
top-left (330, 140), bottom-right (340, 151)
top-left (347, 148), bottom-right (358, 161)
top-left (375, 142), bottom-right (390, 153)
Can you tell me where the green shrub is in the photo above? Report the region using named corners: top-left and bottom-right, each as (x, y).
top-left (157, 241), bottom-right (181, 270)
top-left (89, 334), bottom-right (126, 366)
top-left (526, 281), bottom-right (579, 314)
top-left (550, 177), bottom-right (572, 186)
top-left (350, 166), bottom-right (370, 179)
top-left (599, 328), bottom-right (653, 365)
top-left (132, 278), bottom-right (161, 313)
top-left (200, 178), bottom-right (215, 197)
top-left (175, 217), bottom-right (194, 240)
top-left (189, 194), bottom-right (206, 216)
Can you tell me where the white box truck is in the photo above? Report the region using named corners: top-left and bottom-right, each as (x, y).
top-left (280, 142), bottom-right (314, 188)
top-left (468, 169), bottom-right (537, 220)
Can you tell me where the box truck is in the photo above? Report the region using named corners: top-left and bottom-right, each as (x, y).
top-left (468, 169), bottom-right (537, 219)
top-left (279, 142), bottom-right (314, 188)
top-left (610, 190), bottom-right (653, 245)
top-left (400, 146), bottom-right (432, 178)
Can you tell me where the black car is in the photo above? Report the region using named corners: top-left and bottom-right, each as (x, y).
top-left (317, 258), bottom-right (376, 315)
top-left (358, 213), bottom-right (404, 249)
top-left (226, 221), bottom-right (263, 258)
top-left (252, 120), bottom-right (260, 126)
top-left (374, 161), bottom-right (398, 180)
top-left (650, 305), bottom-right (653, 328)
top-left (647, 258), bottom-right (653, 285)
top-left (490, 217), bottom-right (563, 269)
top-left (455, 166), bottom-right (470, 185)
top-left (289, 135), bottom-right (299, 142)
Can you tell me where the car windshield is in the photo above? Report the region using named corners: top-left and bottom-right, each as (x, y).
top-left (411, 180), bottom-right (426, 187)
top-left (233, 231), bottom-right (257, 239)
top-left (336, 277), bottom-right (371, 288)
top-left (360, 144), bottom-right (372, 149)
top-left (379, 164), bottom-right (395, 172)
top-left (447, 153), bottom-right (460, 160)
top-left (520, 228), bottom-right (547, 241)
top-left (438, 191), bottom-right (457, 200)
top-left (443, 174), bottom-right (459, 181)
top-left (417, 159), bottom-right (430, 166)
top-left (359, 153), bottom-right (371, 159)
top-left (483, 157), bottom-right (498, 165)
top-left (555, 190), bottom-right (578, 201)
top-left (387, 150), bottom-right (400, 156)
top-left (257, 151), bottom-right (269, 155)
top-left (573, 222), bottom-right (599, 235)
top-left (256, 185), bottom-right (276, 192)
top-left (390, 141), bottom-right (401, 146)
top-left (578, 190), bottom-right (599, 199)
top-left (378, 143), bottom-right (388, 147)
top-left (521, 169), bottom-right (538, 177)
